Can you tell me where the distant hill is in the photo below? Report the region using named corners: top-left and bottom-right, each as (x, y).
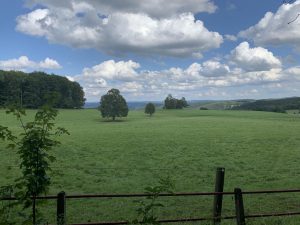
top-left (232, 97), bottom-right (300, 113)
top-left (189, 99), bottom-right (252, 110)
top-left (86, 97), bottom-right (300, 112)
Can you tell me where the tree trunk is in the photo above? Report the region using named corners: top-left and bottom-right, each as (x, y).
top-left (112, 116), bottom-right (115, 121)
top-left (33, 196), bottom-right (36, 225)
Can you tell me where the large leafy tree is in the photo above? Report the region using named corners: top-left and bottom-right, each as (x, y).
top-left (99, 89), bottom-right (129, 121)
top-left (145, 103), bottom-right (155, 116)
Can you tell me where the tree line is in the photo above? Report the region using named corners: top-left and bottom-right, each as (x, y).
top-left (164, 94), bottom-right (188, 109)
top-left (0, 70), bottom-right (85, 108)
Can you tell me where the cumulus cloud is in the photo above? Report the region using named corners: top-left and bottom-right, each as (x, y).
top-left (239, 0), bottom-right (300, 50)
top-left (201, 60), bottom-right (230, 76)
top-left (283, 66), bottom-right (300, 81)
top-left (25, 0), bottom-right (217, 18)
top-left (82, 60), bottom-right (140, 81)
top-left (70, 57), bottom-right (295, 101)
top-left (39, 57), bottom-right (62, 69)
top-left (230, 42), bottom-right (282, 72)
top-left (224, 34), bottom-right (237, 41)
top-left (16, 0), bottom-right (223, 57)
top-left (0, 56), bottom-right (61, 71)
top-left (285, 66), bottom-right (300, 76)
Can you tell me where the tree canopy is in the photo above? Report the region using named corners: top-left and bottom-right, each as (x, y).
top-left (164, 95), bottom-right (188, 109)
top-left (145, 102), bottom-right (155, 116)
top-left (0, 70), bottom-right (85, 109)
top-left (99, 89), bottom-right (129, 121)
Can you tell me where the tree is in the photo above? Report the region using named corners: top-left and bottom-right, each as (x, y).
top-left (99, 89), bottom-right (129, 121)
top-left (145, 103), bottom-right (155, 116)
top-left (0, 106), bottom-right (69, 224)
top-left (181, 97), bottom-right (188, 108)
top-left (164, 94), bottom-right (176, 109)
top-left (164, 95), bottom-right (188, 109)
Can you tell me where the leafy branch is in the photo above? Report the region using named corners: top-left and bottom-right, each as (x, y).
top-left (130, 177), bottom-right (175, 225)
top-left (0, 106), bottom-right (69, 224)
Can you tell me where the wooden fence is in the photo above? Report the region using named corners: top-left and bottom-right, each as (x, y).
top-left (2, 168), bottom-right (300, 225)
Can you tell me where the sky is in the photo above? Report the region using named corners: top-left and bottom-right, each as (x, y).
top-left (1, 0), bottom-right (300, 102)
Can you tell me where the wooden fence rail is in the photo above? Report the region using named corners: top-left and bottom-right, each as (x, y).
top-left (1, 167), bottom-right (300, 225)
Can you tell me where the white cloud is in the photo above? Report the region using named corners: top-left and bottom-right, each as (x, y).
top-left (121, 82), bottom-right (144, 93)
top-left (0, 56), bottom-right (61, 71)
top-left (71, 58), bottom-right (297, 101)
top-left (16, 1), bottom-right (223, 57)
top-left (285, 66), bottom-right (300, 76)
top-left (39, 57), bottom-right (61, 69)
top-left (66, 76), bottom-right (75, 82)
top-left (230, 42), bottom-right (282, 72)
top-left (201, 60), bottom-right (230, 76)
top-left (16, 9), bottom-right (49, 36)
top-left (283, 66), bottom-right (300, 81)
top-left (239, 0), bottom-right (300, 50)
top-left (25, 0), bottom-right (217, 18)
top-left (225, 34), bottom-right (237, 41)
top-left (82, 60), bottom-right (140, 81)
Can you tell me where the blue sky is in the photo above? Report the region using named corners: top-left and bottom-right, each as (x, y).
top-left (1, 0), bottom-right (300, 101)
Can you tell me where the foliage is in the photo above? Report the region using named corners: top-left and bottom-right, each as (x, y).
top-left (0, 185), bottom-right (16, 225)
top-left (0, 106), bottom-right (69, 224)
top-left (99, 89), bottom-right (129, 121)
top-left (131, 177), bottom-right (174, 225)
top-left (145, 103), bottom-right (156, 116)
top-left (0, 70), bottom-right (85, 109)
top-left (232, 97), bottom-right (300, 113)
top-left (164, 95), bottom-right (188, 109)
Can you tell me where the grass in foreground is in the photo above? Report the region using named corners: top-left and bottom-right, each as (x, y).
top-left (1, 109), bottom-right (300, 224)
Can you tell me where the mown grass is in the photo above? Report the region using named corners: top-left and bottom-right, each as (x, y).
top-left (1, 109), bottom-right (300, 224)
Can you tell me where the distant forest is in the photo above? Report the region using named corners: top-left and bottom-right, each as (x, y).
top-left (0, 70), bottom-right (85, 108)
top-left (232, 97), bottom-right (300, 113)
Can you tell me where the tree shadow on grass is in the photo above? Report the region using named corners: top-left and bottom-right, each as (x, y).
top-left (92, 118), bottom-right (129, 123)
top-left (101, 119), bottom-right (127, 123)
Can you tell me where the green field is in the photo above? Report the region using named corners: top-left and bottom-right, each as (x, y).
top-left (1, 109), bottom-right (300, 224)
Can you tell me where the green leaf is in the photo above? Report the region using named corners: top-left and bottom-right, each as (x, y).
top-left (7, 144), bottom-right (16, 149)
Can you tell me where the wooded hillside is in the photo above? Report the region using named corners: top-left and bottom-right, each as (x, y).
top-left (232, 97), bottom-right (300, 112)
top-left (0, 70), bottom-right (85, 108)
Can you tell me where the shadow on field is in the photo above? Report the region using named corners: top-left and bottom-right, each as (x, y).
top-left (101, 120), bottom-right (127, 123)
top-left (93, 118), bottom-right (128, 123)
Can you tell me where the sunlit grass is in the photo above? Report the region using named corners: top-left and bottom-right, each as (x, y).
top-left (1, 108), bottom-right (300, 224)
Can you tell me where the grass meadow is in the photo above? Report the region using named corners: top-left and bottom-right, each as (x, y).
top-left (1, 108), bottom-right (300, 224)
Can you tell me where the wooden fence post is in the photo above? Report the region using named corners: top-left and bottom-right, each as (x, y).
top-left (212, 167), bottom-right (225, 225)
top-left (234, 188), bottom-right (246, 225)
top-left (57, 191), bottom-right (66, 225)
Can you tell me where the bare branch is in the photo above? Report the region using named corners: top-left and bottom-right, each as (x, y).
top-left (288, 13), bottom-right (300, 24)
